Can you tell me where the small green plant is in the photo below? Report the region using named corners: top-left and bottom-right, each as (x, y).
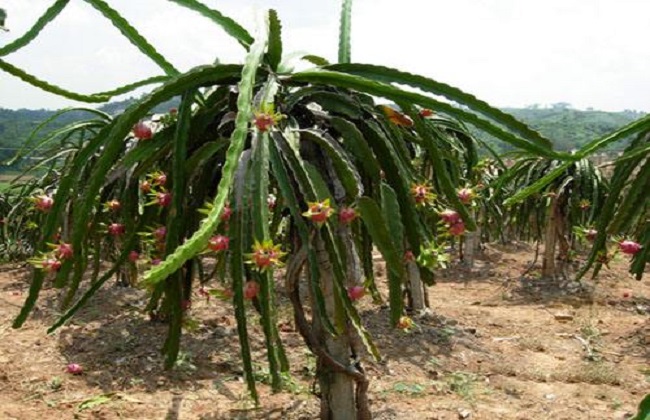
top-left (280, 372), bottom-right (307, 395)
top-left (517, 336), bottom-right (546, 352)
top-left (391, 381), bottom-right (426, 397)
top-left (182, 316), bottom-right (201, 332)
top-left (301, 350), bottom-right (317, 378)
top-left (610, 398), bottom-right (623, 410)
top-left (445, 372), bottom-right (480, 401)
top-left (427, 356), bottom-right (442, 368)
top-left (438, 326), bottom-right (457, 343)
top-left (128, 377), bottom-right (145, 387)
top-left (77, 393), bottom-right (115, 412)
top-left (48, 376), bottom-right (62, 391)
top-left (254, 366), bottom-right (305, 394)
top-left (574, 317), bottom-right (603, 361)
top-left (579, 320), bottom-right (601, 342)
top-left (173, 351), bottom-right (196, 373)
top-left (640, 367), bottom-right (650, 383)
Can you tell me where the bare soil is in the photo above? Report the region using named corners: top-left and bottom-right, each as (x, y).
top-left (0, 244), bottom-right (648, 419)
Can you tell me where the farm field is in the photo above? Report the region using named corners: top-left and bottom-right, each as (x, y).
top-left (0, 175), bottom-right (15, 192)
top-left (1, 245), bottom-right (647, 420)
top-left (1, 1), bottom-right (649, 419)
top-left (0, 174), bottom-right (33, 192)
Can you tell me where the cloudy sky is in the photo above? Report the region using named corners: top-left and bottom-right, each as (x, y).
top-left (0, 0), bottom-right (649, 112)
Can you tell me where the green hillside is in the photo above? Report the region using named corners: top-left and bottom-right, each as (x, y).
top-left (0, 108), bottom-right (98, 167)
top-left (504, 105), bottom-right (644, 151)
top-left (0, 101), bottom-right (645, 173)
top-left (0, 97), bottom-right (178, 173)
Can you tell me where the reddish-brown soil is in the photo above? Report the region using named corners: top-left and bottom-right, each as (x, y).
top-left (0, 244), bottom-right (648, 419)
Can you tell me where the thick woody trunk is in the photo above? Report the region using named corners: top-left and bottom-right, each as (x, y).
top-left (462, 208), bottom-right (481, 268)
top-left (463, 228), bottom-right (479, 268)
top-left (406, 259), bottom-right (427, 314)
top-left (554, 201), bottom-right (570, 279)
top-left (338, 224), bottom-right (365, 357)
top-left (542, 196), bottom-right (558, 278)
top-left (298, 141), bottom-right (370, 419)
top-left (313, 234), bottom-right (363, 420)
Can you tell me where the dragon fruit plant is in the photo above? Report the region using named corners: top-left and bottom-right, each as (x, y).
top-left (2, 1), bottom-right (595, 418)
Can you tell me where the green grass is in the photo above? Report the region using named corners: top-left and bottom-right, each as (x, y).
top-left (0, 173), bottom-right (35, 192)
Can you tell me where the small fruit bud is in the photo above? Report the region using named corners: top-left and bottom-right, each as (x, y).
top-left (140, 180), bottom-right (152, 193)
top-left (55, 243), bottom-right (73, 260)
top-left (439, 209), bottom-right (461, 225)
top-left (42, 258), bottom-right (62, 273)
top-left (619, 240), bottom-right (641, 255)
top-left (254, 113), bottom-right (275, 132)
top-left (244, 281), bottom-right (260, 300)
top-left (34, 195), bottom-right (54, 212)
top-left (457, 188), bottom-right (475, 205)
top-left (448, 221), bottom-right (465, 236)
top-left (132, 122), bottom-right (153, 140)
top-left (397, 316), bottom-right (413, 330)
top-left (153, 226), bottom-right (166, 242)
top-left (221, 204), bottom-right (233, 222)
top-left (253, 104), bottom-right (283, 132)
top-left (181, 300), bottom-right (192, 311)
top-left (208, 235), bottom-right (230, 252)
top-left (246, 240), bottom-right (286, 272)
top-left (303, 199), bottom-right (334, 226)
top-left (584, 229), bottom-right (597, 242)
top-left (267, 194), bottom-right (277, 210)
top-left (105, 199), bottom-right (121, 212)
top-left (65, 363), bottom-right (83, 375)
top-left (411, 184), bottom-right (433, 206)
top-left (107, 223), bottom-right (125, 237)
top-left (347, 285), bottom-right (365, 301)
top-left (153, 172), bottom-right (167, 187)
top-left (382, 106), bottom-right (413, 127)
top-left (156, 192), bottom-right (172, 207)
top-left (338, 207), bottom-right (357, 224)
top-left (198, 286), bottom-right (210, 299)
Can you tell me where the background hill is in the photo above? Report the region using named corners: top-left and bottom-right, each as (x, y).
top-left (501, 104), bottom-right (644, 152)
top-left (0, 100), bottom-right (645, 173)
top-left (0, 97), bottom-right (177, 172)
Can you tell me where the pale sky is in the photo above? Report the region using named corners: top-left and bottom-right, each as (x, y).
top-left (0, 0), bottom-right (649, 112)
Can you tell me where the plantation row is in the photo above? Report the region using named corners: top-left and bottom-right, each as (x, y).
top-left (0, 1), bottom-right (648, 419)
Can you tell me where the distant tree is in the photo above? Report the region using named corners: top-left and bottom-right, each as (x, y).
top-left (551, 102), bottom-right (572, 110)
top-left (0, 8), bottom-right (6, 31)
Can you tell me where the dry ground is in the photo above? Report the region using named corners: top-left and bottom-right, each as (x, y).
top-left (0, 243), bottom-right (648, 419)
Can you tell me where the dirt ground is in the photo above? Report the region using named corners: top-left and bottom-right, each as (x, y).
top-left (0, 243), bottom-right (648, 420)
